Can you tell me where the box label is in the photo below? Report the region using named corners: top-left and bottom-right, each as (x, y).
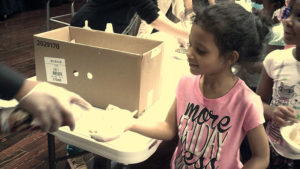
top-left (44, 57), bottom-right (67, 84)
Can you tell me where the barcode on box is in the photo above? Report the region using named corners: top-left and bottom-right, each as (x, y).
top-left (44, 57), bottom-right (67, 84)
top-left (53, 69), bottom-right (62, 76)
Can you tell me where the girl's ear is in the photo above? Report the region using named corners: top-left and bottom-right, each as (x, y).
top-left (228, 50), bottom-right (239, 65)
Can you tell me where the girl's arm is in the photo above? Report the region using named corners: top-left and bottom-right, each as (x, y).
top-left (256, 67), bottom-right (274, 120)
top-left (128, 99), bottom-right (178, 141)
top-left (242, 125), bottom-right (270, 169)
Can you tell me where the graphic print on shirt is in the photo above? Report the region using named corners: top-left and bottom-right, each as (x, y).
top-left (274, 82), bottom-right (295, 106)
top-left (291, 82), bottom-right (300, 119)
top-left (291, 95), bottom-right (300, 119)
top-left (175, 102), bottom-right (231, 169)
top-left (269, 82), bottom-right (296, 144)
top-left (268, 60), bottom-right (300, 145)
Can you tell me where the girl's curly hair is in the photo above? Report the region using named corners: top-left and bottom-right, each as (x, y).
top-left (193, 2), bottom-right (271, 63)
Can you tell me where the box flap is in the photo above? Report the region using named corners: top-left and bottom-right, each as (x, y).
top-left (34, 27), bottom-right (71, 42)
top-left (68, 26), bottom-right (163, 55)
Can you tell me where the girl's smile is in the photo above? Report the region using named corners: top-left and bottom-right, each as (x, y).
top-left (188, 60), bottom-right (199, 69)
top-left (283, 0), bottom-right (300, 45)
top-left (284, 24), bottom-right (297, 44)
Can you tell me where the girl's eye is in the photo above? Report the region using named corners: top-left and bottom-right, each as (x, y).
top-left (196, 49), bottom-right (207, 55)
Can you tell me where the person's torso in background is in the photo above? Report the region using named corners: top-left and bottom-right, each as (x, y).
top-left (264, 48), bottom-right (300, 158)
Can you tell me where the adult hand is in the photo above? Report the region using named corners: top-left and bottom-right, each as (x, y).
top-left (137, 20), bottom-right (153, 39)
top-left (271, 105), bottom-right (299, 127)
top-left (17, 82), bottom-right (91, 132)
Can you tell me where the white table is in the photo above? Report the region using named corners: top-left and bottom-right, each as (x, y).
top-left (0, 32), bottom-right (191, 169)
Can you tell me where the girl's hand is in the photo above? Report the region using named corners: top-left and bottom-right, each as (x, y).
top-left (89, 105), bottom-right (136, 142)
top-left (105, 104), bottom-right (136, 131)
top-left (271, 105), bottom-right (299, 127)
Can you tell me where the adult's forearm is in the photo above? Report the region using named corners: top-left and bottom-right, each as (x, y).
top-left (14, 80), bottom-right (39, 101)
top-left (150, 12), bottom-right (189, 40)
top-left (0, 63), bottom-right (25, 100)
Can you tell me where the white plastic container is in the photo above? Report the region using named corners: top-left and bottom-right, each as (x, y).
top-left (281, 122), bottom-right (300, 154)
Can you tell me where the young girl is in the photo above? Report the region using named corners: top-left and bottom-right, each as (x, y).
top-left (124, 3), bottom-right (271, 169)
top-left (256, 0), bottom-right (300, 168)
top-left (87, 2), bottom-right (270, 168)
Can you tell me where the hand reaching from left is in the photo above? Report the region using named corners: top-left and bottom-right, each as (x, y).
top-left (17, 82), bottom-right (91, 133)
top-left (0, 107), bottom-right (34, 134)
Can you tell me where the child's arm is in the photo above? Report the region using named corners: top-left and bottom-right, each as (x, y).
top-left (128, 99), bottom-right (178, 141)
top-left (256, 67), bottom-right (274, 120)
top-left (242, 124), bottom-right (270, 169)
top-left (257, 68), bottom-right (298, 126)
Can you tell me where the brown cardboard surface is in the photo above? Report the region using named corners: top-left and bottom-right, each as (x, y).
top-left (34, 26), bottom-right (164, 116)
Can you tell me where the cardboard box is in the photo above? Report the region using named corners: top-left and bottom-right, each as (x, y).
top-left (34, 26), bottom-right (164, 116)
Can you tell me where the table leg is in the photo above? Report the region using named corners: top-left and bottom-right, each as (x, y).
top-left (105, 159), bottom-right (111, 169)
top-left (46, 0), bottom-right (50, 31)
top-left (48, 133), bottom-right (56, 169)
top-left (122, 165), bottom-right (130, 169)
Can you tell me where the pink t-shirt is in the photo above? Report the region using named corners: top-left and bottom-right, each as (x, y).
top-left (171, 75), bottom-right (265, 169)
